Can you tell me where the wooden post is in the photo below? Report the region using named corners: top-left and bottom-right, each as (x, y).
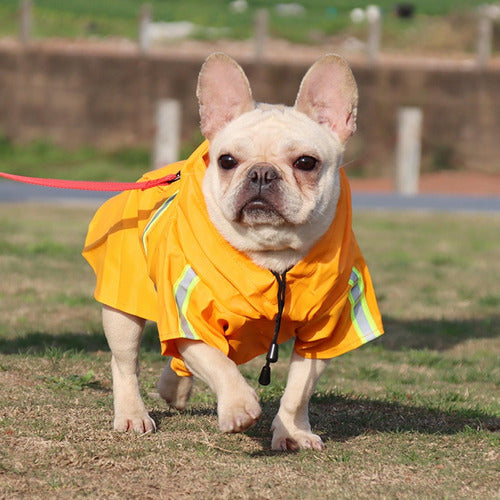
top-left (395, 107), bottom-right (423, 196)
top-left (153, 99), bottom-right (181, 169)
top-left (139, 4), bottom-right (152, 53)
top-left (477, 6), bottom-right (493, 69)
top-left (254, 9), bottom-right (268, 63)
top-left (19, 0), bottom-right (32, 46)
top-left (366, 5), bottom-right (381, 65)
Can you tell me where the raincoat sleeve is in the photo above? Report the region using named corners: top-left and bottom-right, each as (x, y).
top-left (294, 257), bottom-right (383, 360)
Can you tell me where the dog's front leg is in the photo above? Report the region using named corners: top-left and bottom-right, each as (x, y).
top-left (271, 351), bottom-right (330, 451)
top-left (102, 305), bottom-right (156, 433)
top-left (176, 339), bottom-right (262, 432)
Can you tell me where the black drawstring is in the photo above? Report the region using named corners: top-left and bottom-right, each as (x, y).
top-left (259, 270), bottom-right (288, 386)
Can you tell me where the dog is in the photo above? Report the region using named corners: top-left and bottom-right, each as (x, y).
top-left (83, 53), bottom-right (383, 451)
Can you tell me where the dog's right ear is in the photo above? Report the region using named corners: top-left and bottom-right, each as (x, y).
top-left (197, 53), bottom-right (254, 141)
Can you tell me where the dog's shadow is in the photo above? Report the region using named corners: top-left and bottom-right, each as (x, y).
top-left (0, 323), bottom-right (162, 355)
top-left (247, 395), bottom-right (499, 455)
top-left (310, 394), bottom-right (499, 438)
top-left (149, 392), bottom-right (499, 455)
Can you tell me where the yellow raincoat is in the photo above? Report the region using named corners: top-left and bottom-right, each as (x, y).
top-left (83, 141), bottom-right (383, 376)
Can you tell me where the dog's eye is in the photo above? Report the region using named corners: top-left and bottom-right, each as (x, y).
top-left (293, 156), bottom-right (318, 171)
top-left (218, 154), bottom-right (238, 170)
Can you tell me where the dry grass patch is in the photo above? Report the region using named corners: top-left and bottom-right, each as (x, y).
top-left (1, 204), bottom-right (499, 499)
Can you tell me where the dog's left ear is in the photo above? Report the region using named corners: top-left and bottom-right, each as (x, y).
top-left (197, 53), bottom-right (255, 141)
top-left (295, 54), bottom-right (358, 144)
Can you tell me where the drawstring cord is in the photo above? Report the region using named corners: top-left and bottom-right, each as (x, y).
top-left (258, 269), bottom-right (288, 386)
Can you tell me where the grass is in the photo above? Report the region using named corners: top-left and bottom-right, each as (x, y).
top-left (0, 202), bottom-right (499, 498)
top-left (0, 0), bottom-right (492, 50)
top-left (0, 135), bottom-right (203, 182)
top-left (0, 135), bottom-right (150, 182)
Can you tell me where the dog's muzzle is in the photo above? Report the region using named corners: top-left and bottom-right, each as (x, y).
top-left (236, 164), bottom-right (284, 224)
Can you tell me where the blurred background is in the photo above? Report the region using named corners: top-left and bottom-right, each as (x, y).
top-left (0, 0), bottom-right (499, 194)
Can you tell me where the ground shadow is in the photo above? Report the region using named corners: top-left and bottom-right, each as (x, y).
top-left (245, 394), bottom-right (500, 456)
top-left (311, 395), bottom-right (500, 438)
top-left (0, 322), bottom-right (161, 355)
top-left (150, 407), bottom-right (218, 431)
top-left (375, 315), bottom-right (499, 351)
top-left (146, 392), bottom-right (499, 455)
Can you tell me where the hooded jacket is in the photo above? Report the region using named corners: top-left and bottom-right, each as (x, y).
top-left (83, 141), bottom-right (383, 376)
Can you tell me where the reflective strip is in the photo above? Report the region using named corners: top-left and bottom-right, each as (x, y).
top-left (348, 267), bottom-right (381, 344)
top-left (142, 192), bottom-right (178, 255)
top-left (173, 266), bottom-right (200, 339)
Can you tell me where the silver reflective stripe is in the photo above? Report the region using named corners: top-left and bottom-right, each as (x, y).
top-left (142, 192), bottom-right (178, 255)
top-left (348, 267), bottom-right (380, 343)
top-left (174, 266), bottom-right (200, 339)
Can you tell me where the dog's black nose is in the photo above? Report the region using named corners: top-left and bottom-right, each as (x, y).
top-left (247, 164), bottom-right (280, 187)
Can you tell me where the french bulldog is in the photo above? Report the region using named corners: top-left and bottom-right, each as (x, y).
top-left (90, 53), bottom-right (382, 451)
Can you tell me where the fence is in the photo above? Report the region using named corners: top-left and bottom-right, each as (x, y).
top-left (1, 41), bottom-right (499, 171)
top-left (15, 1), bottom-right (500, 68)
top-left (4, 1), bottom-right (500, 194)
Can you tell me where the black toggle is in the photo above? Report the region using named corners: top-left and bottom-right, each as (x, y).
top-left (258, 365), bottom-right (271, 386)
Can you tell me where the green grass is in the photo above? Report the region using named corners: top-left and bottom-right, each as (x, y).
top-left (0, 135), bottom-right (205, 182)
top-left (0, 203), bottom-right (499, 498)
top-left (0, 135), bottom-right (150, 182)
top-left (0, 0), bottom-right (490, 44)
top-left (42, 369), bottom-right (97, 391)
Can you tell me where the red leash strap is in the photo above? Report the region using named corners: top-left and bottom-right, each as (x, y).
top-left (0, 171), bottom-right (180, 191)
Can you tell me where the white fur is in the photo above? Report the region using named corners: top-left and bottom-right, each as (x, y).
top-left (102, 305), bottom-right (155, 433)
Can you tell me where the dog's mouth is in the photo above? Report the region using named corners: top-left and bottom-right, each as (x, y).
top-left (238, 197), bottom-right (285, 225)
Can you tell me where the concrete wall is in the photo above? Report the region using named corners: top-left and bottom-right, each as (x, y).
top-left (0, 41), bottom-right (499, 174)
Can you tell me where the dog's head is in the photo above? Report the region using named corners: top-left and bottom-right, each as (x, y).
top-left (198, 53), bottom-right (358, 272)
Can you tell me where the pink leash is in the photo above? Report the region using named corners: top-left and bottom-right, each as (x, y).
top-left (0, 171), bottom-right (180, 191)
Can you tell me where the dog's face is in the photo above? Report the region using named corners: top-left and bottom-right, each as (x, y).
top-left (198, 54), bottom-right (358, 272)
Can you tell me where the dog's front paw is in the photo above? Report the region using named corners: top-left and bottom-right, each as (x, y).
top-left (114, 411), bottom-right (156, 434)
top-left (271, 429), bottom-right (324, 451)
top-left (217, 387), bottom-right (262, 433)
top-left (271, 416), bottom-right (324, 451)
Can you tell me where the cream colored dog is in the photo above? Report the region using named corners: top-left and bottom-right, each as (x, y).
top-left (102, 53), bottom-right (359, 450)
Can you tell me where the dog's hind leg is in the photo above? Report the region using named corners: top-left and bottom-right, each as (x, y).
top-left (102, 305), bottom-right (156, 433)
top-left (157, 363), bottom-right (193, 410)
